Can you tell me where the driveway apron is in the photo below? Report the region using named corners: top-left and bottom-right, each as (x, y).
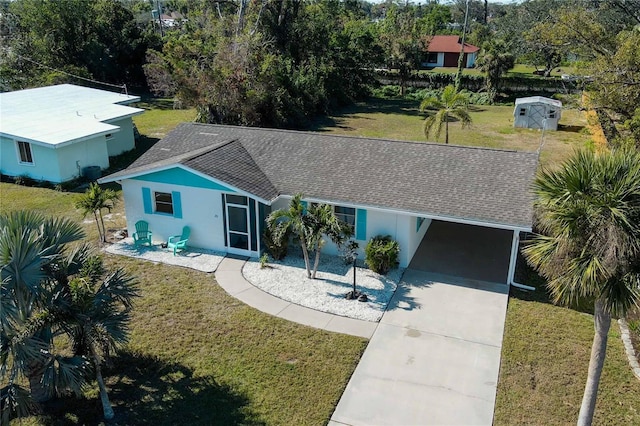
top-left (330, 269), bottom-right (509, 426)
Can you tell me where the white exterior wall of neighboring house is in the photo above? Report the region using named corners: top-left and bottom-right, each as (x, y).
top-left (105, 117), bottom-right (136, 156)
top-left (0, 135), bottom-right (108, 182)
top-left (121, 178), bottom-right (229, 252)
top-left (55, 137), bottom-right (110, 181)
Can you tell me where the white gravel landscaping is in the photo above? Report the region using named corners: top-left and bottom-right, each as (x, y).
top-left (243, 251), bottom-right (404, 322)
top-left (104, 238), bottom-right (225, 273)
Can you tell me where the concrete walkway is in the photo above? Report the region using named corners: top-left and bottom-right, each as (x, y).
top-left (329, 270), bottom-right (509, 426)
top-left (215, 256), bottom-right (378, 339)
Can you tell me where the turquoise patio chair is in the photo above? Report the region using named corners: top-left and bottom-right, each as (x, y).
top-left (167, 226), bottom-right (190, 256)
top-left (133, 220), bottom-right (152, 247)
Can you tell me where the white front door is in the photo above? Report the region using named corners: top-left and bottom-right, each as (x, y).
top-left (225, 195), bottom-right (252, 256)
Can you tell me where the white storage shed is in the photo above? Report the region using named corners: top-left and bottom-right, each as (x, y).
top-left (513, 96), bottom-right (562, 131)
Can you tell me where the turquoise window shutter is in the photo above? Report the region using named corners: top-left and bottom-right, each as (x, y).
top-left (142, 187), bottom-right (152, 214)
top-left (301, 200), bottom-right (307, 213)
top-left (172, 191), bottom-right (182, 218)
top-left (356, 209), bottom-right (367, 240)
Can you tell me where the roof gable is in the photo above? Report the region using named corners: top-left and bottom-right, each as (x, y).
top-left (131, 166), bottom-right (236, 192)
top-left (101, 123), bottom-right (538, 229)
top-left (427, 35), bottom-right (479, 53)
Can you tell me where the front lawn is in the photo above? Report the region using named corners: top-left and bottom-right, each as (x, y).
top-left (3, 182), bottom-right (367, 425)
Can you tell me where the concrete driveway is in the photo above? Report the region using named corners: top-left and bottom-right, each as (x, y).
top-left (330, 270), bottom-right (509, 426)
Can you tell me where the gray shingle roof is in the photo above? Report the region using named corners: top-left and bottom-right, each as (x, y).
top-left (102, 123), bottom-right (538, 229)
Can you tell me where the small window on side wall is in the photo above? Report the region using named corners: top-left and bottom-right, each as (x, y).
top-left (17, 141), bottom-right (33, 164)
top-left (154, 191), bottom-right (174, 215)
top-left (334, 206), bottom-right (356, 229)
top-left (548, 110), bottom-right (556, 119)
top-left (519, 108), bottom-right (526, 116)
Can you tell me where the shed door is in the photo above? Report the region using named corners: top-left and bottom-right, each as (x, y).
top-left (528, 104), bottom-right (546, 129)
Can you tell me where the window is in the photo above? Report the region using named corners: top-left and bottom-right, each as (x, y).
top-left (334, 206), bottom-right (356, 228)
top-left (17, 141), bottom-right (33, 164)
top-left (105, 133), bottom-right (113, 140)
top-left (547, 109), bottom-right (556, 119)
top-left (519, 108), bottom-right (526, 116)
top-left (427, 53), bottom-right (438, 64)
top-left (154, 192), bottom-right (174, 214)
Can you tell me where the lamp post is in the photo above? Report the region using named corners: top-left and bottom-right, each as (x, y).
top-left (345, 241), bottom-right (367, 302)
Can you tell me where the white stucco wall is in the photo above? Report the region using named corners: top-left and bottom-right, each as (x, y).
top-left (105, 117), bottom-right (136, 156)
top-left (270, 198), bottom-right (431, 268)
top-left (122, 179), bottom-right (227, 251)
top-left (0, 135), bottom-right (108, 183)
top-left (56, 138), bottom-right (110, 181)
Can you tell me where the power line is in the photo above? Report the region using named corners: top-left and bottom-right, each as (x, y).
top-left (15, 54), bottom-right (128, 95)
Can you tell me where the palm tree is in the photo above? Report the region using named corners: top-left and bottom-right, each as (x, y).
top-left (267, 194), bottom-right (313, 278)
top-left (305, 204), bottom-right (353, 279)
top-left (523, 149), bottom-right (640, 426)
top-left (475, 39), bottom-right (515, 103)
top-left (0, 211), bottom-right (88, 420)
top-left (64, 255), bottom-right (138, 421)
top-left (420, 85), bottom-right (472, 144)
top-left (75, 183), bottom-right (120, 243)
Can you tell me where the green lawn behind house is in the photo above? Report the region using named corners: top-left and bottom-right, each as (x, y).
top-left (311, 98), bottom-right (591, 167)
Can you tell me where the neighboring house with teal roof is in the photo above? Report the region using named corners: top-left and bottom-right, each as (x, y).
top-left (0, 84), bottom-right (143, 183)
top-left (99, 123), bottom-right (538, 284)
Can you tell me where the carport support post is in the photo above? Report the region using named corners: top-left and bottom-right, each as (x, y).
top-left (507, 230), bottom-right (520, 286)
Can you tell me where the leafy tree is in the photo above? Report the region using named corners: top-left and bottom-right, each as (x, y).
top-left (589, 29), bottom-right (640, 120)
top-left (377, 5), bottom-right (426, 97)
top-left (523, 149), bottom-right (640, 426)
top-left (0, 211), bottom-right (88, 420)
top-left (65, 256), bottom-right (138, 421)
top-left (1, 0), bottom-right (150, 89)
top-left (267, 194), bottom-right (313, 278)
top-left (304, 203), bottom-right (352, 279)
top-left (420, 85), bottom-right (471, 145)
top-left (475, 39), bottom-right (515, 103)
top-left (75, 183), bottom-right (120, 243)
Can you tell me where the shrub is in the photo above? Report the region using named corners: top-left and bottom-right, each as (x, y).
top-left (364, 235), bottom-right (400, 275)
top-left (14, 174), bottom-right (36, 187)
top-left (263, 225), bottom-right (289, 260)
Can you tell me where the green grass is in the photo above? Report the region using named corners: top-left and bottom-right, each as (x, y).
top-left (494, 269), bottom-right (640, 425)
top-left (133, 98), bottom-right (196, 138)
top-left (419, 64), bottom-right (582, 79)
top-left (312, 98), bottom-right (591, 168)
top-left (5, 183), bottom-right (367, 425)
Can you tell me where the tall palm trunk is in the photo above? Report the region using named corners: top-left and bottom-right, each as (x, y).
top-left (299, 235), bottom-right (312, 279)
top-left (312, 243), bottom-right (321, 279)
top-left (445, 112), bottom-right (449, 144)
top-left (90, 347), bottom-right (114, 421)
top-left (98, 209), bottom-right (107, 243)
top-left (26, 363), bottom-right (49, 403)
top-left (577, 298), bottom-right (610, 426)
top-left (93, 210), bottom-right (103, 242)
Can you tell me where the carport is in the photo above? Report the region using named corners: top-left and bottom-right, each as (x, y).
top-left (409, 220), bottom-right (514, 284)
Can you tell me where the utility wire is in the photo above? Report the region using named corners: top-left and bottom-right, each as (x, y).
top-left (15, 53), bottom-right (128, 95)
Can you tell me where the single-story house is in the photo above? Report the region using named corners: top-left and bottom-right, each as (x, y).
top-left (513, 96), bottom-right (562, 131)
top-left (423, 35), bottom-right (479, 68)
top-left (99, 123), bottom-right (538, 285)
top-left (0, 84), bottom-right (143, 183)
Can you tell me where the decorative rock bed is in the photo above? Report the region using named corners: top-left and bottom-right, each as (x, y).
top-left (243, 251), bottom-right (403, 322)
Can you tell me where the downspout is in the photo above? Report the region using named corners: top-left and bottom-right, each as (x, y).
top-left (507, 230), bottom-right (535, 291)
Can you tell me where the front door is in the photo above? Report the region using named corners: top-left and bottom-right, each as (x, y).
top-left (225, 195), bottom-right (252, 255)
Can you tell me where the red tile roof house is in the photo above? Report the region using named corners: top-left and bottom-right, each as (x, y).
top-left (423, 35), bottom-right (480, 69)
top-left (99, 123), bottom-right (538, 286)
